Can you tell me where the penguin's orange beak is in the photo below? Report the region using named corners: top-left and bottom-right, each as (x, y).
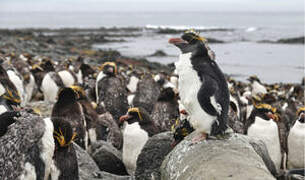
top-left (169, 38), bottom-right (187, 45)
top-left (180, 109), bottom-right (188, 115)
top-left (267, 112), bottom-right (276, 121)
top-left (119, 114), bottom-right (131, 123)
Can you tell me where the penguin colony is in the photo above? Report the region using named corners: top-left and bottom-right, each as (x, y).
top-left (0, 30), bottom-right (304, 179)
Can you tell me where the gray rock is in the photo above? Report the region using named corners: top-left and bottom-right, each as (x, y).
top-left (90, 140), bottom-right (128, 176)
top-left (89, 171), bottom-right (133, 180)
top-left (161, 133), bottom-right (276, 180)
top-left (74, 143), bottom-right (100, 180)
top-left (135, 131), bottom-right (174, 180)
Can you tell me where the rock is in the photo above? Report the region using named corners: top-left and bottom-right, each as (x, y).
top-left (135, 132), bottom-right (174, 180)
top-left (74, 143), bottom-right (100, 180)
top-left (277, 37), bottom-right (305, 44)
top-left (90, 140), bottom-right (128, 176)
top-left (149, 50), bottom-right (167, 57)
top-left (161, 133), bottom-right (276, 180)
top-left (90, 171), bottom-right (133, 180)
top-left (258, 36), bottom-right (305, 44)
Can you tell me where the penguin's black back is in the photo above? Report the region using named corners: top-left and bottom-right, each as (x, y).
top-left (52, 88), bottom-right (86, 149)
top-left (192, 56), bottom-right (230, 135)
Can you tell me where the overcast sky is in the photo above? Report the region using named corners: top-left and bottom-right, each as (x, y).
top-left (1, 0), bottom-right (304, 12)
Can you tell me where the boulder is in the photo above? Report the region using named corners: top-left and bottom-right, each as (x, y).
top-left (161, 133), bottom-right (276, 180)
top-left (135, 132), bottom-right (174, 180)
top-left (90, 140), bottom-right (128, 176)
top-left (74, 143), bottom-right (100, 180)
top-left (89, 171), bottom-right (133, 180)
top-left (75, 143), bottom-right (131, 180)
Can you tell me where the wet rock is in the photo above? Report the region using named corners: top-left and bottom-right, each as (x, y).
top-left (90, 140), bottom-right (128, 176)
top-left (277, 37), bottom-right (305, 44)
top-left (161, 133), bottom-right (276, 180)
top-left (135, 132), bottom-right (174, 180)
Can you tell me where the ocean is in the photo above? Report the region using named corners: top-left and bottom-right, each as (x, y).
top-left (0, 11), bottom-right (304, 83)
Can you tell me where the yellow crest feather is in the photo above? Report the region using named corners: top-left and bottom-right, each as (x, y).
top-left (128, 107), bottom-right (143, 121)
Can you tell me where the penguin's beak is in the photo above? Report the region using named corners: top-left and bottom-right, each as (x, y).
top-left (119, 114), bottom-right (132, 124)
top-left (169, 38), bottom-right (188, 50)
top-left (107, 66), bottom-right (114, 74)
top-left (267, 112), bottom-right (276, 121)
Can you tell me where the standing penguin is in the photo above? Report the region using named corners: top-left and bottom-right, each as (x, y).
top-left (0, 113), bottom-right (55, 180)
top-left (151, 87), bottom-right (179, 132)
top-left (119, 107), bottom-right (158, 175)
top-left (245, 103), bottom-right (282, 172)
top-left (133, 73), bottom-right (161, 114)
top-left (95, 62), bottom-right (128, 123)
top-left (51, 87), bottom-right (88, 150)
top-left (248, 75), bottom-right (267, 97)
top-left (169, 30), bottom-right (229, 142)
top-left (287, 107), bottom-right (305, 169)
top-left (51, 118), bottom-right (79, 180)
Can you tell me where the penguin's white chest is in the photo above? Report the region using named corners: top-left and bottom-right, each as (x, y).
top-left (288, 121), bottom-right (305, 169)
top-left (7, 70), bottom-right (24, 104)
top-left (41, 73), bottom-right (59, 103)
top-left (25, 74), bottom-right (35, 103)
top-left (247, 117), bottom-right (281, 171)
top-left (252, 81), bottom-right (267, 96)
top-left (95, 72), bottom-right (106, 103)
top-left (175, 53), bottom-right (215, 134)
top-left (122, 122), bottom-right (148, 175)
top-left (127, 76), bottom-right (139, 93)
top-left (58, 70), bottom-right (75, 87)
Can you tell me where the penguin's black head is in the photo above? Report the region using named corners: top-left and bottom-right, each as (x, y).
top-left (80, 63), bottom-right (95, 78)
top-left (169, 30), bottom-right (209, 58)
top-left (296, 107), bottom-right (305, 123)
top-left (254, 103), bottom-right (278, 121)
top-left (41, 59), bottom-right (55, 72)
top-left (57, 87), bottom-right (78, 102)
top-left (0, 65), bottom-right (9, 78)
top-left (100, 62), bottom-right (117, 76)
top-left (119, 107), bottom-right (149, 125)
top-left (70, 85), bottom-right (86, 100)
top-left (247, 75), bottom-right (261, 83)
top-left (158, 87), bottom-right (176, 101)
top-left (52, 119), bottom-right (76, 149)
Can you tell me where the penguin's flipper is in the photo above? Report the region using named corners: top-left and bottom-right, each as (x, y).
top-left (197, 76), bottom-right (219, 117)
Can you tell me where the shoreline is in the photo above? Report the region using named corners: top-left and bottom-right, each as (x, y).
top-left (0, 28), bottom-right (303, 84)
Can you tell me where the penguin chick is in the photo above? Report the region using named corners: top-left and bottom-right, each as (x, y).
top-left (95, 62), bottom-right (128, 123)
top-left (70, 85), bottom-right (109, 146)
top-left (51, 87), bottom-right (87, 150)
top-left (169, 29), bottom-right (229, 143)
top-left (51, 118), bottom-right (79, 180)
top-left (151, 87), bottom-right (179, 132)
top-left (132, 73), bottom-right (161, 114)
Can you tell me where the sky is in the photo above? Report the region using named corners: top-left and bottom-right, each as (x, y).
top-left (1, 0), bottom-right (304, 12)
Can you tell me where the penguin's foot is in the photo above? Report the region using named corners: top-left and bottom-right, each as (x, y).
top-left (191, 132), bottom-right (207, 144)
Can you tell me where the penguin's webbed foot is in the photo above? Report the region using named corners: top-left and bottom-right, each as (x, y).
top-left (191, 132), bottom-right (208, 144)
